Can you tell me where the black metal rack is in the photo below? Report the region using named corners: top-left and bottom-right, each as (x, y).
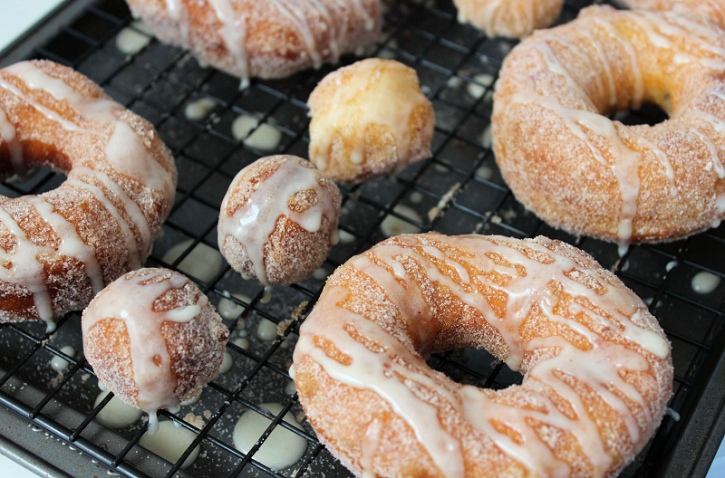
top-left (0, 0), bottom-right (724, 477)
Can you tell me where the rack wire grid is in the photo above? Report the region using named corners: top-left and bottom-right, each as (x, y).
top-left (0, 0), bottom-right (724, 477)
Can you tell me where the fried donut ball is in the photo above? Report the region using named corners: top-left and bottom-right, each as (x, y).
top-left (308, 58), bottom-right (435, 184)
top-left (83, 268), bottom-right (229, 431)
top-left (218, 155), bottom-right (341, 286)
top-left (453, 0), bottom-right (565, 38)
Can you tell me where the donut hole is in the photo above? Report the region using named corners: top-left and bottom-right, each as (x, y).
top-left (611, 101), bottom-right (669, 127)
top-left (1, 165), bottom-right (67, 195)
top-left (1, 134), bottom-right (74, 173)
top-left (427, 347), bottom-right (523, 389)
top-left (1, 138), bottom-right (73, 194)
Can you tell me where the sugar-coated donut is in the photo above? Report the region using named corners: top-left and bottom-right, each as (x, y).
top-left (82, 268), bottom-right (229, 432)
top-left (453, 0), bottom-right (564, 38)
top-left (218, 155), bottom-right (341, 286)
top-left (308, 59), bottom-right (435, 184)
top-left (124, 0), bottom-right (382, 87)
top-left (0, 60), bottom-right (176, 331)
top-left (293, 233), bottom-right (673, 477)
top-left (615, 0), bottom-right (725, 29)
top-left (492, 6), bottom-right (725, 246)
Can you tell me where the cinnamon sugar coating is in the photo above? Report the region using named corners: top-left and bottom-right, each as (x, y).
top-left (293, 233), bottom-right (673, 477)
top-left (493, 6), bottom-right (725, 245)
top-left (218, 155), bottom-right (341, 286)
top-left (615, 0), bottom-right (725, 29)
top-left (82, 268), bottom-right (229, 417)
top-left (308, 59), bottom-right (435, 184)
top-left (124, 0), bottom-right (382, 85)
top-left (0, 60), bottom-right (176, 330)
top-left (453, 0), bottom-right (565, 38)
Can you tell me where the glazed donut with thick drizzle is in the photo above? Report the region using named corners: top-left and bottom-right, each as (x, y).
top-left (83, 268), bottom-right (229, 433)
top-left (0, 60), bottom-right (176, 331)
top-left (125, 0), bottom-right (382, 87)
top-left (293, 233), bottom-right (673, 477)
top-left (492, 6), bottom-right (725, 247)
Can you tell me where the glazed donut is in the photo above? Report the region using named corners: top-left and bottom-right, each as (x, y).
top-left (492, 6), bottom-right (725, 246)
top-left (124, 0), bottom-right (382, 87)
top-left (308, 59), bottom-right (435, 184)
top-left (614, 0), bottom-right (725, 29)
top-left (218, 155), bottom-right (341, 286)
top-left (82, 268), bottom-right (229, 432)
top-left (453, 0), bottom-right (565, 38)
top-left (293, 233), bottom-right (673, 477)
top-left (0, 60), bottom-right (176, 331)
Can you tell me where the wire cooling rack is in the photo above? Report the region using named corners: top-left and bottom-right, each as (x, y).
top-left (0, 0), bottom-right (724, 476)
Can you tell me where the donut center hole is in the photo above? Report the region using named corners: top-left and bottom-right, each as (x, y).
top-left (427, 348), bottom-right (523, 389)
top-left (1, 167), bottom-right (67, 196)
top-left (610, 101), bottom-right (669, 127)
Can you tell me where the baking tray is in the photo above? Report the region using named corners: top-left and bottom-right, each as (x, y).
top-left (0, 0), bottom-right (724, 476)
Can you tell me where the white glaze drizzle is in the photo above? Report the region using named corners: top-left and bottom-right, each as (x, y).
top-left (82, 269), bottom-right (209, 432)
top-left (308, 0), bottom-right (341, 61)
top-left (349, 0), bottom-right (375, 31)
top-left (295, 234), bottom-right (670, 477)
top-left (207, 0), bottom-right (250, 88)
top-left (503, 7), bottom-right (725, 245)
top-left (165, 0), bottom-right (190, 47)
top-left (689, 125), bottom-right (725, 179)
top-left (270, 0), bottom-right (322, 68)
top-left (139, 420), bottom-right (201, 468)
top-left (310, 59), bottom-right (428, 173)
top-left (0, 106), bottom-right (24, 173)
top-left (232, 402), bottom-right (308, 469)
top-left (0, 62), bottom-right (173, 323)
top-left (630, 11), bottom-right (725, 71)
top-left (509, 88), bottom-right (641, 246)
top-left (710, 87), bottom-right (725, 102)
top-left (166, 0), bottom-right (374, 86)
top-left (457, 0), bottom-right (543, 37)
top-left (71, 178), bottom-right (141, 269)
top-left (591, 18), bottom-right (644, 109)
top-left (25, 195), bottom-right (105, 295)
top-left (0, 77), bottom-right (92, 134)
top-left (0, 62), bottom-right (174, 199)
top-left (471, 0), bottom-right (505, 35)
top-left (634, 135), bottom-right (675, 184)
top-left (691, 271), bottom-right (721, 295)
top-left (518, 40), bottom-right (641, 234)
top-left (0, 205), bottom-right (54, 329)
top-left (536, 33), bottom-right (610, 109)
top-left (524, 0), bottom-right (535, 35)
top-left (218, 158), bottom-right (337, 285)
top-left (94, 390), bottom-right (143, 428)
top-left (69, 166), bottom-right (153, 264)
top-left (575, 28), bottom-right (616, 108)
top-left (691, 109), bottom-right (725, 134)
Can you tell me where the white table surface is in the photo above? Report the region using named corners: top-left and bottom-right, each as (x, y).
top-left (1, 1), bottom-right (725, 477)
top-left (0, 0), bottom-right (63, 53)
